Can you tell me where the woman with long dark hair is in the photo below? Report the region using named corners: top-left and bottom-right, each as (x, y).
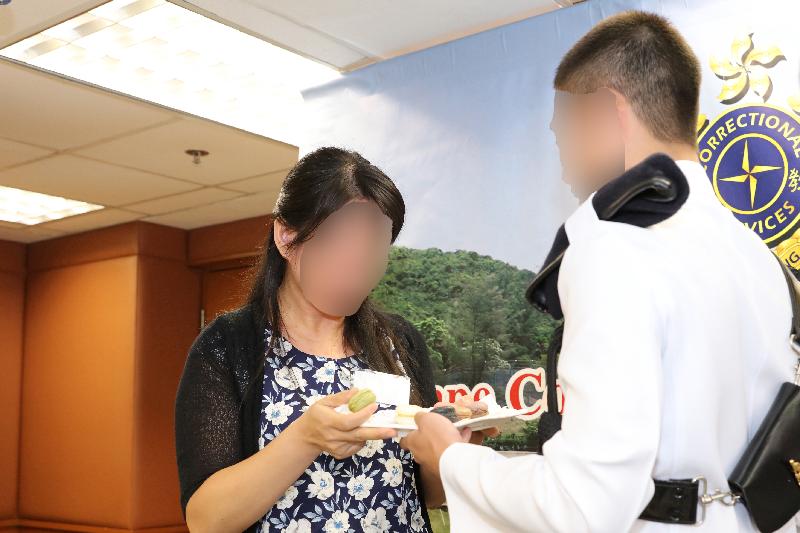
top-left (175, 147), bottom-right (442, 533)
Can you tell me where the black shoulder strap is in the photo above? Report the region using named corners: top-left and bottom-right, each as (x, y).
top-left (537, 325), bottom-right (564, 452)
top-left (775, 257), bottom-right (800, 386)
top-left (777, 257), bottom-right (800, 340)
top-left (527, 154), bottom-right (689, 320)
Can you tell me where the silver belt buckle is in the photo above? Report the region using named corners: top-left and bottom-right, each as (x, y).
top-left (692, 476), bottom-right (740, 526)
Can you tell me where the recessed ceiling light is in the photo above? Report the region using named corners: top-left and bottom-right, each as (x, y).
top-left (0, 0), bottom-right (339, 145)
top-left (0, 186), bottom-right (104, 225)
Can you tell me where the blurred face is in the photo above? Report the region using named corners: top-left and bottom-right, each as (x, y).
top-left (550, 88), bottom-right (626, 201)
top-left (277, 200), bottom-right (392, 317)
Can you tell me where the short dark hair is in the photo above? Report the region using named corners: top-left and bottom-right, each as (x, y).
top-left (554, 10), bottom-right (701, 145)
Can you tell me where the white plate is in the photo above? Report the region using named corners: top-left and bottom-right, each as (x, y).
top-left (454, 407), bottom-right (531, 432)
top-left (361, 406), bottom-right (532, 437)
top-left (361, 421), bottom-right (419, 437)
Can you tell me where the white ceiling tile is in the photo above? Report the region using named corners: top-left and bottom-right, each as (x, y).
top-left (183, 0), bottom-right (561, 70)
top-left (124, 187), bottom-right (244, 215)
top-left (0, 137), bottom-right (53, 170)
top-left (36, 207), bottom-right (144, 233)
top-left (177, 0), bottom-right (366, 69)
top-left (0, 154), bottom-right (197, 206)
top-left (75, 117), bottom-right (299, 185)
top-left (0, 60), bottom-right (176, 150)
top-left (220, 169), bottom-right (289, 193)
top-left (143, 190), bottom-right (278, 229)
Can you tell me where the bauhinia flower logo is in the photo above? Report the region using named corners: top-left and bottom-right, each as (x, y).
top-left (697, 113), bottom-right (710, 137)
top-left (788, 94), bottom-right (800, 117)
top-left (710, 33), bottom-right (786, 104)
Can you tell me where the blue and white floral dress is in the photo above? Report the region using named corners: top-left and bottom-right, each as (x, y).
top-left (256, 329), bottom-right (431, 533)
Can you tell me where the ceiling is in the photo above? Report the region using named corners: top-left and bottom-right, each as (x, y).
top-left (0, 1), bottom-right (108, 50)
top-left (175, 0), bottom-right (579, 71)
top-left (0, 0), bottom-right (582, 243)
top-left (0, 59), bottom-right (297, 243)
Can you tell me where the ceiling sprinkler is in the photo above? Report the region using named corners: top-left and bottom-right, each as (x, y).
top-left (185, 149), bottom-right (209, 165)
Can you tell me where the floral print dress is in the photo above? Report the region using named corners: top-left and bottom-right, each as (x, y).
top-left (255, 329), bottom-right (430, 533)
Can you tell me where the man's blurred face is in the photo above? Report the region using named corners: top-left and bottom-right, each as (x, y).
top-left (550, 88), bottom-right (626, 201)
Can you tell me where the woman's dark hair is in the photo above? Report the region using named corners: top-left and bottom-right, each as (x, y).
top-left (246, 146), bottom-right (422, 404)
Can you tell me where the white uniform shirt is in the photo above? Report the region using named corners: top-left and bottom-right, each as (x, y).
top-left (439, 160), bottom-right (799, 532)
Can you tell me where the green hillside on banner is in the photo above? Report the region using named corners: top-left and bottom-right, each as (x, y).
top-left (372, 246), bottom-right (557, 385)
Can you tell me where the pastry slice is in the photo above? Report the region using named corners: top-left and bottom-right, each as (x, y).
top-left (395, 404), bottom-right (424, 425)
top-left (430, 405), bottom-right (459, 422)
top-left (453, 404), bottom-right (472, 420)
top-left (465, 401), bottom-right (489, 418)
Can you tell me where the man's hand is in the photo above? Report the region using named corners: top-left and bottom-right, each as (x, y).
top-left (467, 425), bottom-right (500, 445)
top-left (400, 411), bottom-right (471, 478)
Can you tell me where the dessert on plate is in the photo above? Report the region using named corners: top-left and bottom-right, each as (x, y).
top-left (348, 388), bottom-right (376, 412)
top-left (394, 404), bottom-right (425, 424)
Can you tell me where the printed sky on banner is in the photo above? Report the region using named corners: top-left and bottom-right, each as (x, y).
top-left (300, 0), bottom-right (800, 270)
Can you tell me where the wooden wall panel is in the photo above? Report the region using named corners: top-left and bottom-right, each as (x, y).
top-left (26, 224), bottom-right (140, 273)
top-left (131, 256), bottom-right (200, 529)
top-left (6, 216), bottom-right (268, 532)
top-left (18, 256), bottom-right (138, 528)
top-left (201, 266), bottom-right (253, 324)
top-left (187, 216), bottom-right (270, 266)
top-left (0, 240), bottom-right (25, 274)
top-left (0, 241), bottom-right (25, 522)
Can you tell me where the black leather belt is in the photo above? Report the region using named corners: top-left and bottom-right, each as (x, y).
top-left (639, 479), bottom-right (699, 525)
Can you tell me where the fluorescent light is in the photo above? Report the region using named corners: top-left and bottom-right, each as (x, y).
top-left (0, 186), bottom-right (104, 225)
top-left (0, 0), bottom-right (339, 145)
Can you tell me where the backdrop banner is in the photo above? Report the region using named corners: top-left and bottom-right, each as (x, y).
top-left (301, 0), bottom-right (800, 451)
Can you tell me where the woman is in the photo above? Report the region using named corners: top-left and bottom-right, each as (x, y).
top-left (175, 147), bottom-right (442, 533)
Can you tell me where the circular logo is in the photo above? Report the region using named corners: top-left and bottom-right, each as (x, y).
top-left (698, 104), bottom-right (800, 245)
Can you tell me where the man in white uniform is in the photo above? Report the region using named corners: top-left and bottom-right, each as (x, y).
top-left (401, 11), bottom-right (799, 532)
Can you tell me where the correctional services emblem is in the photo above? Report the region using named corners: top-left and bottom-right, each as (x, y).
top-left (697, 33), bottom-right (800, 269)
top-left (698, 105), bottom-right (800, 244)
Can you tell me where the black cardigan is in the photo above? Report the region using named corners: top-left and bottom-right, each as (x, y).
top-left (174, 303), bottom-right (437, 532)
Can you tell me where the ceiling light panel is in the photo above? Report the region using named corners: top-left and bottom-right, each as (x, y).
top-left (0, 0), bottom-right (339, 145)
top-left (0, 186), bottom-right (104, 225)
